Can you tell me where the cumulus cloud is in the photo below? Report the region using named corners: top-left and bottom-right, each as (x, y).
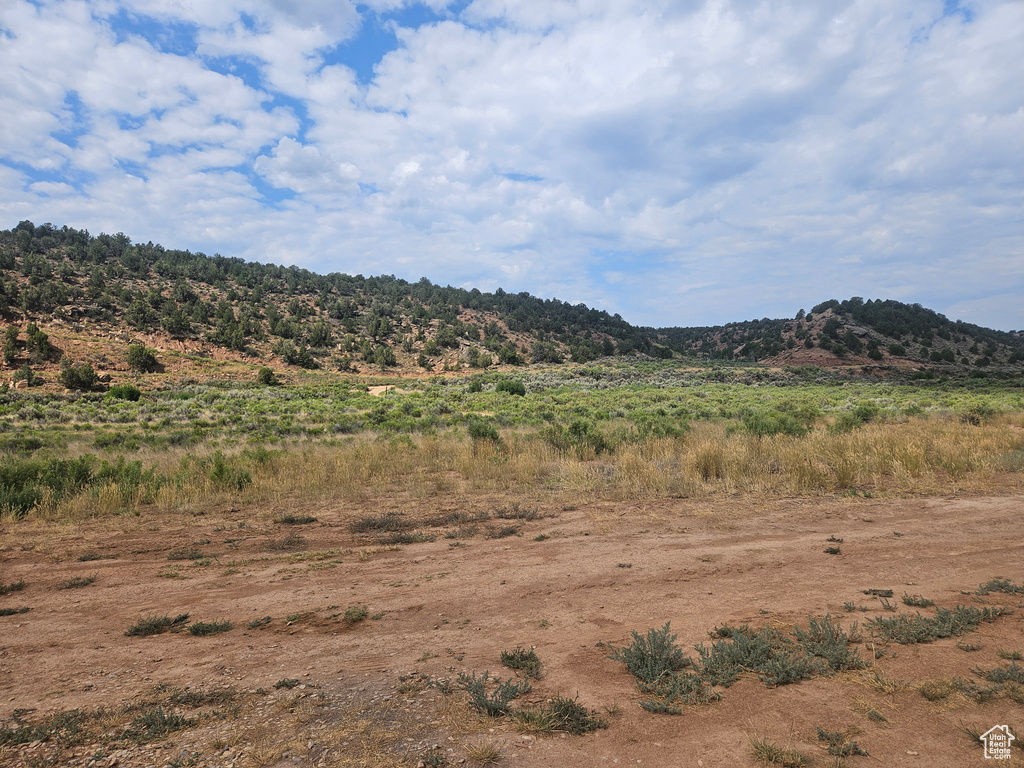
top-left (0, 0), bottom-right (1021, 328)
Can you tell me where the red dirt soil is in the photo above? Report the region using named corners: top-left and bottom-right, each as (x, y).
top-left (1, 493), bottom-right (1022, 767)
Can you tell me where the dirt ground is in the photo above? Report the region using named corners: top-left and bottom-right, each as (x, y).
top-left (1, 492), bottom-right (1022, 767)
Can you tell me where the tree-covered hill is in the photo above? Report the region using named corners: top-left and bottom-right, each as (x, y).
top-left (0, 220), bottom-right (660, 376)
top-left (656, 297), bottom-right (1023, 372)
top-left (1, 220), bottom-right (1020, 381)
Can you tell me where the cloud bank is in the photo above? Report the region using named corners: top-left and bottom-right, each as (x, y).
top-left (1, 0), bottom-right (1021, 329)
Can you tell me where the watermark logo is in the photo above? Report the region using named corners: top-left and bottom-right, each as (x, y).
top-left (980, 725), bottom-right (1015, 760)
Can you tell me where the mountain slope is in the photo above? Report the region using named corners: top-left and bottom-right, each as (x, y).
top-left (1, 221), bottom-right (1021, 381)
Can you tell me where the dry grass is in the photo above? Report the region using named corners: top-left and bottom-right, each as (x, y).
top-left (464, 737), bottom-right (504, 764)
top-left (7, 414), bottom-right (1024, 525)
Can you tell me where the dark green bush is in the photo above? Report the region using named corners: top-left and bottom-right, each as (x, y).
top-left (256, 366), bottom-right (278, 385)
top-left (109, 384), bottom-right (142, 401)
top-left (457, 671), bottom-right (531, 716)
top-left (468, 419), bottom-right (499, 441)
top-left (126, 345), bottom-right (159, 373)
top-left (59, 363), bottom-right (98, 391)
top-left (495, 378), bottom-right (526, 396)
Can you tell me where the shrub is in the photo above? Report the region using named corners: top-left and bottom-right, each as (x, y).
top-left (256, 366), bottom-right (278, 385)
top-left (58, 575), bottom-right (96, 590)
top-left (125, 613), bottom-right (190, 637)
top-left (187, 619), bottom-right (232, 636)
top-left (344, 605), bottom-right (368, 624)
top-left (12, 364), bottom-right (40, 387)
top-left (539, 695), bottom-right (607, 734)
top-left (742, 410), bottom-right (809, 438)
top-left (468, 419), bottom-right (500, 441)
top-left (501, 647), bottom-right (543, 678)
top-left (59, 362), bottom-right (98, 391)
top-left (126, 345), bottom-right (159, 373)
top-left (606, 622), bottom-right (692, 685)
top-left (348, 512), bottom-right (410, 533)
top-left (458, 671), bottom-right (532, 716)
top-left (108, 383), bottom-right (142, 401)
top-left (867, 605), bottom-right (1005, 644)
top-left (495, 378), bottom-right (526, 396)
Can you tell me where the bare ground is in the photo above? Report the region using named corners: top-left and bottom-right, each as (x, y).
top-left (1, 492), bottom-right (1022, 767)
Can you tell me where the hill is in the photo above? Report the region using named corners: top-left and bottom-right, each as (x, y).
top-left (1, 220), bottom-right (1021, 385)
top-left (657, 297), bottom-right (1024, 372)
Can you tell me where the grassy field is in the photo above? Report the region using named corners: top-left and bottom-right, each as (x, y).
top-left (1, 361), bottom-right (1022, 522)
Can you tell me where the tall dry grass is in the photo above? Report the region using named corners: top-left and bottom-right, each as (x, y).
top-left (7, 414), bottom-right (1023, 523)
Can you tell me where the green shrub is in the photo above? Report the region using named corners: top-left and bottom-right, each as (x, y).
top-left (344, 605), bottom-right (368, 624)
top-left (108, 383), bottom-right (142, 401)
top-left (457, 671), bottom-right (531, 716)
top-left (539, 695), bottom-right (607, 734)
top-left (126, 345), bottom-right (159, 373)
top-left (500, 646), bottom-right (543, 678)
top-left (468, 419), bottom-right (500, 441)
top-left (125, 613), bottom-right (190, 637)
top-left (59, 363), bottom-right (98, 391)
top-left (125, 706), bottom-right (195, 743)
top-left (606, 622), bottom-right (692, 685)
top-left (187, 619), bottom-right (232, 636)
top-left (495, 378), bottom-right (526, 396)
top-left (256, 366), bottom-right (278, 385)
top-left (742, 410), bottom-right (809, 438)
top-left (867, 605), bottom-right (1005, 644)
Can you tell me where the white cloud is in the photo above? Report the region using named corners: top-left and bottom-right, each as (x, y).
top-left (1, 0), bottom-right (1021, 329)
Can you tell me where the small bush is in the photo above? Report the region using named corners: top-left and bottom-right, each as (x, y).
top-left (57, 575), bottom-right (96, 590)
top-left (606, 622), bottom-right (692, 685)
top-left (458, 671), bottom-right (532, 716)
top-left (108, 383), bottom-right (142, 401)
top-left (540, 695), bottom-right (608, 734)
top-left (348, 512), bottom-right (410, 533)
top-left (125, 706), bottom-right (194, 743)
top-left (0, 606), bottom-right (30, 616)
top-left (816, 727), bottom-right (868, 757)
top-left (187, 619), bottom-right (232, 636)
top-left (867, 605), bottom-right (1006, 644)
top-left (902, 593), bottom-right (935, 608)
top-left (977, 578), bottom-right (1024, 595)
top-left (274, 678), bottom-right (300, 689)
top-left (167, 547), bottom-right (204, 561)
top-left (278, 513), bottom-right (317, 525)
top-left (973, 663), bottom-right (1024, 685)
top-left (59, 363), bottom-right (98, 391)
top-left (247, 616), bottom-right (272, 629)
top-left (344, 605), bottom-right (368, 624)
top-left (495, 378), bottom-right (526, 396)
top-left (0, 579), bottom-right (26, 595)
top-left (256, 366), bottom-right (278, 385)
top-left (468, 420), bottom-right (500, 441)
top-left (126, 345), bottom-right (159, 373)
top-left (501, 647), bottom-right (543, 678)
top-left (125, 613), bottom-right (190, 637)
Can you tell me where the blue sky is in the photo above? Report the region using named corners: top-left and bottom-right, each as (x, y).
top-left (1, 1), bottom-right (1022, 330)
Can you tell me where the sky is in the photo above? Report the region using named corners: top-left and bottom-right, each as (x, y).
top-left (1, 1), bottom-right (1022, 331)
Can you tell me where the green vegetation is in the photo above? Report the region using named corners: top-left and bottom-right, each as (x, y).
top-left (607, 616), bottom-right (868, 714)
top-left (187, 619), bottom-right (232, 636)
top-left (57, 574), bottom-right (96, 590)
top-left (457, 671), bottom-right (532, 717)
top-left (866, 605), bottom-right (1006, 644)
top-left (126, 345), bottom-right (159, 373)
top-left (500, 646), bottom-right (543, 678)
top-left (125, 613), bottom-right (190, 637)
